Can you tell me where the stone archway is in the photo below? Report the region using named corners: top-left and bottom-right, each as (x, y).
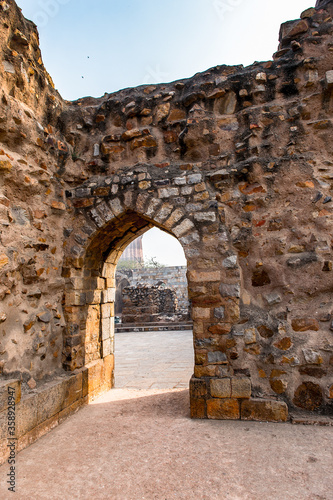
top-left (61, 164), bottom-right (270, 418)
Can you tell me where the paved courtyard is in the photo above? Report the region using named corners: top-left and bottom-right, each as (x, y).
top-left (0, 330), bottom-right (332, 500)
top-left (114, 330), bottom-right (194, 390)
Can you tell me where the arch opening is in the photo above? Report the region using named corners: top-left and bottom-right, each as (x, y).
top-left (114, 228), bottom-right (193, 390)
top-left (62, 209), bottom-right (197, 400)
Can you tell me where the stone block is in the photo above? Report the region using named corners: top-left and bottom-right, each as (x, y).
top-left (325, 70), bottom-right (333, 88)
top-left (158, 187), bottom-right (179, 198)
top-left (219, 283), bottom-right (240, 298)
top-left (192, 307), bottom-right (211, 320)
top-left (102, 317), bottom-right (111, 340)
top-left (302, 349), bottom-right (323, 365)
top-left (244, 328), bottom-right (257, 345)
top-left (214, 307), bottom-right (225, 320)
top-left (86, 359), bottom-right (104, 393)
top-left (207, 399), bottom-right (240, 420)
top-left (210, 378), bottom-right (231, 398)
top-left (102, 288), bottom-right (116, 303)
top-left (62, 373), bottom-right (83, 409)
top-left (101, 303), bottom-right (111, 319)
top-left (222, 256), bottom-right (238, 269)
top-left (264, 292), bottom-right (282, 306)
top-left (190, 376), bottom-right (207, 398)
top-left (194, 212), bottom-right (216, 222)
top-left (241, 399), bottom-right (288, 422)
top-left (190, 398), bottom-right (206, 419)
top-left (109, 198), bottom-right (123, 216)
top-left (173, 219), bottom-right (195, 237)
top-left (189, 271), bottom-right (221, 283)
top-left (104, 355), bottom-right (115, 388)
top-left (291, 318), bottom-right (319, 332)
top-left (194, 365), bottom-right (217, 378)
top-left (231, 378), bottom-right (251, 399)
top-left (101, 338), bottom-right (112, 358)
top-left (16, 393), bottom-right (38, 438)
top-left (0, 379), bottom-right (21, 412)
top-left (187, 174), bottom-right (202, 184)
top-left (145, 198), bottom-right (161, 218)
top-left (207, 352), bottom-right (228, 365)
top-left (37, 379), bottom-right (67, 425)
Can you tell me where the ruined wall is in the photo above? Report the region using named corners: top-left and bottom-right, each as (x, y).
top-left (121, 283), bottom-right (178, 324)
top-left (129, 266), bottom-right (189, 316)
top-left (0, 0), bottom-right (333, 462)
top-left (0, 0), bottom-right (69, 384)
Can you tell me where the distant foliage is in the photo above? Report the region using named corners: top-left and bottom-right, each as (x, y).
top-left (117, 257), bottom-right (165, 270)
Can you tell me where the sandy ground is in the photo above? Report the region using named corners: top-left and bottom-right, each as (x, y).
top-left (0, 331), bottom-right (332, 499)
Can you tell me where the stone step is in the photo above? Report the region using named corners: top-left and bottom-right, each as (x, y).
top-left (115, 322), bottom-right (193, 333)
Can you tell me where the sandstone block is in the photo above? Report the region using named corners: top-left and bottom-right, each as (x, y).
top-left (37, 379), bottom-right (67, 425)
top-left (293, 382), bottom-right (323, 411)
top-left (16, 394), bottom-right (38, 438)
top-left (190, 377), bottom-right (207, 398)
top-left (291, 318), bottom-right (319, 332)
top-left (104, 355), bottom-right (115, 386)
top-left (192, 307), bottom-right (210, 320)
top-left (207, 398), bottom-right (240, 420)
top-left (86, 359), bottom-right (104, 393)
top-left (194, 365), bottom-right (217, 378)
top-left (62, 373), bottom-right (83, 409)
top-left (241, 399), bottom-right (288, 422)
top-left (101, 338), bottom-right (112, 358)
top-left (0, 379), bottom-right (21, 412)
top-left (210, 378), bottom-right (231, 398)
top-left (231, 378), bottom-right (251, 399)
top-left (189, 270), bottom-right (221, 283)
top-left (190, 398), bottom-right (206, 419)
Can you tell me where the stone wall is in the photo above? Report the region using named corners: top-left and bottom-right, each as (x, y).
top-left (121, 283), bottom-right (178, 324)
top-left (0, 0), bottom-right (333, 463)
top-left (130, 266), bottom-right (189, 316)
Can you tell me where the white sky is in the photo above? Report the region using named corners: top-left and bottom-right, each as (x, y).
top-left (17, 0), bottom-right (313, 266)
top-left (143, 228), bottom-right (187, 267)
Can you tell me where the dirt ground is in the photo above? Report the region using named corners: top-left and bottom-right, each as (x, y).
top-left (0, 387), bottom-right (332, 500)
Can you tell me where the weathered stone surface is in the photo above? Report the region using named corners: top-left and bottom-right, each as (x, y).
top-left (207, 352), bottom-right (228, 365)
top-left (293, 382), bottom-right (323, 411)
top-left (241, 399), bottom-right (288, 422)
top-left (231, 378), bottom-right (251, 399)
top-left (207, 398), bottom-right (240, 420)
top-left (0, 1), bottom-right (332, 446)
top-left (0, 379), bottom-right (21, 412)
top-left (219, 284), bottom-right (240, 298)
top-left (291, 319), bottom-right (320, 332)
top-left (210, 378), bottom-right (231, 398)
top-left (37, 380), bottom-right (66, 425)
